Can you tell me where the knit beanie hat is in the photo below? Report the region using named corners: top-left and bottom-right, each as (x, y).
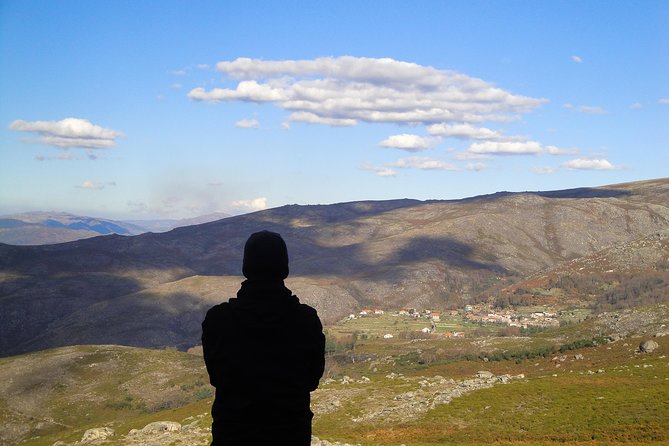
top-left (242, 230), bottom-right (289, 280)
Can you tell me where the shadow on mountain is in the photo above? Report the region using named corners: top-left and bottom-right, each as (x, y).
top-left (388, 236), bottom-right (507, 273)
top-left (465, 187), bottom-right (632, 201)
top-left (533, 187), bottom-right (631, 199)
top-left (0, 272), bottom-right (147, 356)
top-left (0, 270), bottom-right (211, 357)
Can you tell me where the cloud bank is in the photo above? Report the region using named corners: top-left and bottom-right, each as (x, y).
top-left (9, 118), bottom-right (122, 149)
top-left (189, 56), bottom-right (546, 127)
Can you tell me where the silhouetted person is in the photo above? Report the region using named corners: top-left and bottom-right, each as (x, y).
top-left (202, 230), bottom-right (325, 445)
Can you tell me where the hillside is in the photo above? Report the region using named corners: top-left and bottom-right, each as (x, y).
top-left (2, 307), bottom-right (667, 446)
top-left (1, 178), bottom-right (668, 357)
top-left (0, 211), bottom-right (233, 245)
top-left (0, 212), bottom-right (146, 245)
top-left (499, 231), bottom-right (669, 309)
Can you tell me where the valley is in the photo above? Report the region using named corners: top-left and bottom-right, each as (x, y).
top-left (1, 304), bottom-right (667, 445)
top-left (1, 178), bottom-right (668, 445)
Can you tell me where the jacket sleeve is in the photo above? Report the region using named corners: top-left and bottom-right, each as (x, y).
top-left (201, 304), bottom-right (225, 388)
top-left (305, 308), bottom-right (326, 391)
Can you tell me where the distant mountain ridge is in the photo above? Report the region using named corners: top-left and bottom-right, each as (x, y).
top-left (1, 178), bottom-right (668, 357)
top-left (0, 211), bottom-right (231, 245)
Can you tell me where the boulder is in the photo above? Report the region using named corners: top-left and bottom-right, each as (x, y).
top-left (140, 421), bottom-right (181, 433)
top-left (639, 340), bottom-right (659, 353)
top-left (81, 427), bottom-right (114, 443)
top-left (475, 371), bottom-right (494, 379)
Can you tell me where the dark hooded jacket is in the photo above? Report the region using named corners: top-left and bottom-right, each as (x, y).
top-left (202, 279), bottom-right (325, 445)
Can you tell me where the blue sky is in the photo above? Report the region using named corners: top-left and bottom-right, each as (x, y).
top-left (1, 1), bottom-right (667, 219)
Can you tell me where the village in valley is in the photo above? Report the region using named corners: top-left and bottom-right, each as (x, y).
top-left (339, 303), bottom-right (570, 340)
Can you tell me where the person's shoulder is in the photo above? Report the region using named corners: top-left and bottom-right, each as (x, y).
top-left (295, 302), bottom-right (322, 324)
top-left (204, 300), bottom-right (234, 321)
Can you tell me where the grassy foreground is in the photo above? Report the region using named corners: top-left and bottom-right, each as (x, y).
top-left (1, 315), bottom-right (668, 445)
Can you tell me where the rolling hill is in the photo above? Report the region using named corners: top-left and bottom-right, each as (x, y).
top-left (1, 178), bottom-right (668, 357)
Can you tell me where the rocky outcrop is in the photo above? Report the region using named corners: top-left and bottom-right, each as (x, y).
top-left (313, 371), bottom-right (524, 424)
top-left (80, 427), bottom-right (114, 443)
top-left (639, 339), bottom-right (659, 352)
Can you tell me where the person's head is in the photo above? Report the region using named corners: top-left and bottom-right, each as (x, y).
top-left (242, 230), bottom-right (289, 280)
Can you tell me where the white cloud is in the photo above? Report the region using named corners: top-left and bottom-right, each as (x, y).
top-left (171, 83), bottom-right (182, 89)
top-left (465, 162), bottom-right (488, 171)
top-left (235, 118), bottom-right (260, 129)
top-left (287, 112), bottom-right (356, 127)
top-left (231, 197), bottom-right (268, 212)
top-left (630, 102), bottom-right (642, 109)
top-left (9, 118), bottom-right (122, 149)
top-left (532, 166), bottom-right (559, 174)
top-left (360, 163), bottom-right (397, 177)
top-left (378, 133), bottom-right (438, 151)
top-left (546, 145), bottom-right (579, 156)
top-left (659, 98), bottom-right (669, 105)
top-left (189, 56), bottom-right (546, 127)
top-left (389, 156), bottom-right (458, 171)
top-left (563, 158), bottom-right (619, 170)
top-left (563, 103), bottom-right (608, 115)
top-left (197, 64), bottom-right (210, 70)
top-left (468, 141), bottom-right (543, 155)
top-left (571, 55), bottom-right (583, 63)
top-left (427, 123), bottom-right (514, 141)
top-left (451, 151), bottom-right (492, 161)
top-left (77, 180), bottom-right (106, 190)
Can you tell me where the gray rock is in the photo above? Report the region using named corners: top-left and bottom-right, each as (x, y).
top-left (640, 340), bottom-right (659, 352)
top-left (140, 421), bottom-right (181, 433)
top-left (81, 427), bottom-right (114, 443)
top-left (475, 371), bottom-right (494, 379)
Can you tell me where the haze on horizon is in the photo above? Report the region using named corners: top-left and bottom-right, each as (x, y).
top-left (1, 1), bottom-right (667, 220)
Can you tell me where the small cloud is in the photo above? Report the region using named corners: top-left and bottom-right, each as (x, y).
top-left (235, 118), bottom-right (260, 129)
top-left (77, 180), bottom-right (105, 190)
top-left (546, 145), bottom-right (579, 156)
top-left (287, 112), bottom-right (357, 127)
top-left (379, 133), bottom-right (438, 152)
top-left (659, 98), bottom-right (669, 105)
top-left (172, 68), bottom-right (189, 76)
top-left (389, 156), bottom-right (458, 170)
top-left (563, 158), bottom-right (619, 170)
top-left (427, 123), bottom-right (518, 141)
top-left (197, 64), bottom-right (210, 70)
top-left (468, 141), bottom-right (543, 155)
top-left (281, 121), bottom-right (291, 129)
top-left (87, 152), bottom-right (104, 160)
top-left (171, 83), bottom-right (182, 89)
top-left (571, 55), bottom-right (583, 64)
top-left (465, 162), bottom-right (487, 171)
top-left (451, 151), bottom-right (492, 161)
top-left (231, 197), bottom-right (268, 212)
top-left (532, 166), bottom-right (559, 174)
top-left (9, 118), bottom-right (122, 149)
top-left (207, 181), bottom-right (224, 187)
top-left (360, 163), bottom-right (397, 177)
top-left (630, 102), bottom-right (642, 109)
top-left (563, 103), bottom-right (608, 115)
top-left (58, 152), bottom-right (78, 160)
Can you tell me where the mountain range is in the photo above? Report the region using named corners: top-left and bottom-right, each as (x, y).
top-left (0, 211), bottom-right (231, 245)
top-left (1, 178), bottom-right (668, 357)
